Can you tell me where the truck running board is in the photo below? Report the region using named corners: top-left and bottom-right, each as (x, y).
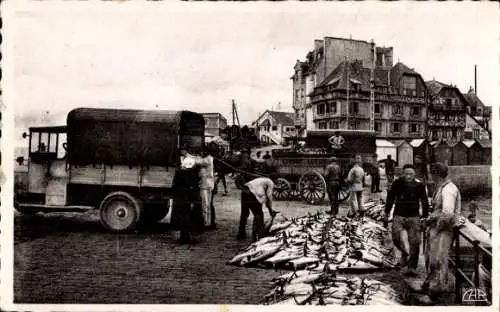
top-left (17, 204), bottom-right (95, 213)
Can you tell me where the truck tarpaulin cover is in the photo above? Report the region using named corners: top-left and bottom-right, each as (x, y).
top-left (306, 130), bottom-right (377, 155)
top-left (66, 108), bottom-right (205, 166)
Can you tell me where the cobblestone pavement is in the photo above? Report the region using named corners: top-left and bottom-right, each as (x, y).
top-left (13, 177), bottom-right (490, 304)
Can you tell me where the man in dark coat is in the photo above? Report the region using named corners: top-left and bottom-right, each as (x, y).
top-left (365, 157), bottom-right (381, 193)
top-left (172, 157), bottom-right (201, 244)
top-left (379, 154), bottom-right (397, 186)
top-left (325, 156), bottom-right (342, 215)
top-left (385, 164), bottom-right (429, 276)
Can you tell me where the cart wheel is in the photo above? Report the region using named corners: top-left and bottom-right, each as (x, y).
top-left (289, 187), bottom-right (301, 199)
top-left (273, 178), bottom-right (291, 201)
top-left (338, 184), bottom-right (350, 202)
top-left (298, 171), bottom-right (327, 205)
top-left (99, 191), bottom-right (142, 232)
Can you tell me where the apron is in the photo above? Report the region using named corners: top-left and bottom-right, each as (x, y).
top-left (423, 179), bottom-right (459, 294)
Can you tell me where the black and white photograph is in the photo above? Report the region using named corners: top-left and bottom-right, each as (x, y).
top-left (1, 1), bottom-right (498, 310)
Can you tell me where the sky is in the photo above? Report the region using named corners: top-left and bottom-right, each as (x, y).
top-left (4, 1), bottom-right (500, 146)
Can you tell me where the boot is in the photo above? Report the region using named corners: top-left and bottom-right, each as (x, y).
top-left (252, 214), bottom-right (265, 242)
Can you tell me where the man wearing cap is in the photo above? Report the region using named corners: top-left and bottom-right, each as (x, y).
top-left (260, 153), bottom-right (278, 181)
top-left (325, 156), bottom-right (342, 215)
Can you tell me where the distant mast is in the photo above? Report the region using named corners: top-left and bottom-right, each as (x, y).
top-left (346, 56), bottom-right (350, 130)
top-left (370, 39), bottom-right (376, 132)
top-left (474, 64), bottom-right (477, 95)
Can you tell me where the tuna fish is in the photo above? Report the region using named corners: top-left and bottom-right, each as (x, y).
top-left (240, 241), bottom-right (284, 266)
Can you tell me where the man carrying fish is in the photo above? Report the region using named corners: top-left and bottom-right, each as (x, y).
top-left (324, 156), bottom-right (342, 216)
top-left (384, 164), bottom-right (429, 276)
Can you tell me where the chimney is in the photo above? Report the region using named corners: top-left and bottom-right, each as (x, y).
top-left (474, 65), bottom-right (477, 95)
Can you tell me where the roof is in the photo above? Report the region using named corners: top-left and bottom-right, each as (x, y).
top-left (391, 139), bottom-right (410, 147)
top-left (315, 61), bottom-right (421, 93)
top-left (202, 112), bottom-right (227, 120)
top-left (475, 139), bottom-right (492, 148)
top-left (463, 140), bottom-right (476, 148)
top-left (425, 80), bottom-right (453, 96)
top-left (316, 60), bottom-right (372, 91)
top-left (409, 139), bottom-right (426, 147)
top-left (254, 110), bottom-right (294, 126)
top-left (389, 62), bottom-right (418, 88)
top-left (67, 108), bottom-right (202, 125)
top-left (376, 139), bottom-right (396, 148)
top-left (462, 92), bottom-right (485, 110)
top-left (29, 125), bottom-right (67, 133)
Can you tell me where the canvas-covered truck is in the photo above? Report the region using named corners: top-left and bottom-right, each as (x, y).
top-left (14, 108), bottom-right (205, 232)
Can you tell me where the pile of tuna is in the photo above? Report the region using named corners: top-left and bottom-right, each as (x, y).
top-left (363, 200), bottom-right (387, 222)
top-left (265, 269), bottom-right (401, 305)
top-left (227, 210), bottom-right (398, 271)
top-left (227, 205), bottom-right (403, 305)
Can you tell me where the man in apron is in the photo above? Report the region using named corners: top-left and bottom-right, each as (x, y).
top-left (422, 162), bottom-right (462, 296)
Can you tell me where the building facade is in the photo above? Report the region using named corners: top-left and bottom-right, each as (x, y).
top-left (425, 80), bottom-right (468, 142)
top-left (464, 113), bottom-right (490, 140)
top-left (291, 37), bottom-right (394, 134)
top-left (202, 113), bottom-right (228, 138)
top-left (252, 110), bottom-right (295, 145)
top-left (307, 60), bottom-right (428, 140)
top-left (463, 88), bottom-right (492, 134)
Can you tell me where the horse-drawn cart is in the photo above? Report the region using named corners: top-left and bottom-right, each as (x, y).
top-left (271, 130), bottom-right (377, 205)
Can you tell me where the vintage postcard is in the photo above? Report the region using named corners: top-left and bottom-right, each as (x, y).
top-left (1, 1), bottom-right (498, 311)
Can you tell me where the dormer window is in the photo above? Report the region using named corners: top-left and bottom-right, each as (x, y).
top-left (403, 76), bottom-right (417, 96)
top-left (446, 98), bottom-right (452, 109)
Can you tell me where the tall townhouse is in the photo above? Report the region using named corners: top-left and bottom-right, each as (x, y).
top-left (291, 37), bottom-right (393, 136)
top-left (425, 80), bottom-right (468, 142)
top-left (307, 60), bottom-right (428, 140)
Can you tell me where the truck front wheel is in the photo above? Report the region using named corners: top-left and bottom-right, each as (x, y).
top-left (99, 191), bottom-right (142, 232)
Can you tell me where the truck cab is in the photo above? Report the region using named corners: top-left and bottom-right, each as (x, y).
top-left (15, 108), bottom-right (206, 233)
top-left (15, 126), bottom-right (68, 209)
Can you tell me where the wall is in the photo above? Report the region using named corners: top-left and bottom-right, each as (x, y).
top-left (394, 165), bottom-right (491, 198)
top-left (448, 166), bottom-right (491, 197)
top-left (203, 114), bottom-right (227, 137)
top-left (323, 38), bottom-right (374, 79)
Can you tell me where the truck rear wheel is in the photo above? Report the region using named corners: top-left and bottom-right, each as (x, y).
top-left (99, 191), bottom-right (142, 232)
